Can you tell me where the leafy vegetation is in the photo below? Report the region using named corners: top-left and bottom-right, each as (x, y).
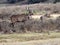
top-left (6, 0), bottom-right (60, 4)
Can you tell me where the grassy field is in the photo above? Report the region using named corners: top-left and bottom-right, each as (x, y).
top-left (0, 32), bottom-right (60, 43)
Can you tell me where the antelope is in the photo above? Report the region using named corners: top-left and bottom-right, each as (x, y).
top-left (10, 14), bottom-right (29, 27)
top-left (10, 7), bottom-right (34, 27)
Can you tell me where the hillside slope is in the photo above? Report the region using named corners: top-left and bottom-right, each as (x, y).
top-left (0, 3), bottom-right (60, 33)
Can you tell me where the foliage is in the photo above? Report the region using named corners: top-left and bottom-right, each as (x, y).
top-left (6, 0), bottom-right (60, 4)
top-left (7, 0), bottom-right (24, 3)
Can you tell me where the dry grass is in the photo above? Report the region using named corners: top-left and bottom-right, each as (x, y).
top-left (0, 33), bottom-right (60, 45)
top-left (0, 32), bottom-right (60, 43)
top-left (0, 3), bottom-right (60, 15)
top-left (0, 38), bottom-right (60, 45)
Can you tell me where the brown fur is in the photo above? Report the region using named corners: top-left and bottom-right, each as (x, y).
top-left (10, 14), bottom-right (29, 23)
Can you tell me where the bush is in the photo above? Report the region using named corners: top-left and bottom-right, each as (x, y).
top-left (28, 0), bottom-right (48, 4)
top-left (0, 21), bottom-right (12, 34)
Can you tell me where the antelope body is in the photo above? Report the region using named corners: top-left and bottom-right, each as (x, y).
top-left (10, 14), bottom-right (29, 23)
top-left (29, 15), bottom-right (43, 20)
